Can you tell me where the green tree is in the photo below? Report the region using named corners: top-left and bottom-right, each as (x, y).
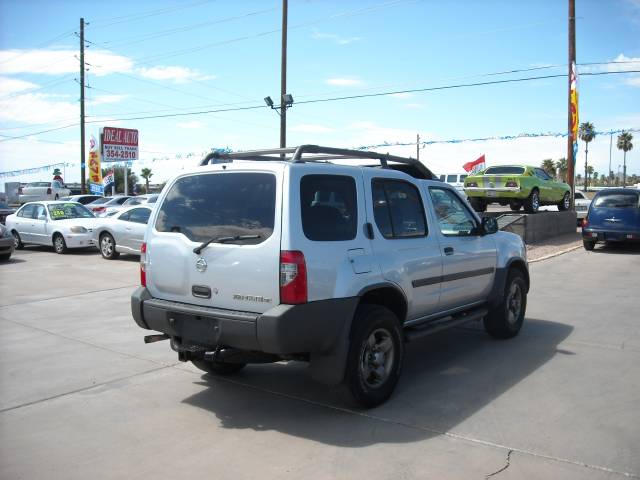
top-left (541, 159), bottom-right (556, 177)
top-left (140, 167), bottom-right (153, 194)
top-left (576, 173), bottom-right (583, 187)
top-left (617, 131), bottom-right (634, 187)
top-left (592, 171), bottom-right (598, 186)
top-left (555, 158), bottom-right (568, 182)
top-left (579, 122), bottom-right (596, 189)
top-left (587, 166), bottom-right (594, 188)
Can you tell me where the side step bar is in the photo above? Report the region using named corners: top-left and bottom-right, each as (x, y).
top-left (404, 307), bottom-right (488, 342)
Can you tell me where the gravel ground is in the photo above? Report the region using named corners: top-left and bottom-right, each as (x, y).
top-left (526, 229), bottom-right (582, 262)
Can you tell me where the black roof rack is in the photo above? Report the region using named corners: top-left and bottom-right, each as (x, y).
top-left (199, 144), bottom-right (435, 180)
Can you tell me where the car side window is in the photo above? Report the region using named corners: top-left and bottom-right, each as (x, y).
top-left (429, 187), bottom-right (477, 236)
top-left (18, 204), bottom-right (35, 218)
top-left (129, 208), bottom-right (151, 224)
top-left (33, 204), bottom-right (46, 220)
top-left (372, 179), bottom-right (427, 239)
top-left (119, 211), bottom-right (131, 221)
top-left (575, 192), bottom-right (585, 200)
top-left (535, 168), bottom-right (552, 181)
top-left (300, 175), bottom-right (357, 241)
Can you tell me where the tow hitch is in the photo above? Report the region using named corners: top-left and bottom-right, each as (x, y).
top-left (144, 333), bottom-right (169, 344)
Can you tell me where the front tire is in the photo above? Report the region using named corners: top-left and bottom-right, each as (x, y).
top-left (523, 189), bottom-right (540, 214)
top-left (583, 239), bottom-right (595, 251)
top-left (53, 234), bottom-right (67, 254)
top-left (469, 197), bottom-right (487, 213)
top-left (0, 253), bottom-right (11, 261)
top-left (484, 270), bottom-right (527, 339)
top-left (345, 305), bottom-right (404, 408)
top-left (192, 359), bottom-right (246, 375)
top-left (558, 192), bottom-right (570, 211)
top-left (12, 231), bottom-right (24, 250)
top-left (99, 233), bottom-right (120, 260)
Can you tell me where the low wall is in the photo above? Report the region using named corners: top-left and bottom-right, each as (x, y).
top-left (482, 211), bottom-right (577, 244)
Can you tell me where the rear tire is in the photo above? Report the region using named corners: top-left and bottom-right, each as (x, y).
top-left (99, 233), bottom-right (120, 260)
top-left (345, 304), bottom-right (404, 408)
top-left (484, 270), bottom-right (527, 339)
top-left (523, 189), bottom-right (540, 214)
top-left (192, 359), bottom-right (246, 375)
top-left (469, 197), bottom-right (487, 212)
top-left (53, 234), bottom-right (67, 254)
top-left (558, 192), bottom-right (570, 211)
top-left (12, 231), bottom-right (24, 249)
top-left (583, 239), bottom-right (595, 251)
top-left (0, 253), bottom-right (11, 261)
top-left (509, 201), bottom-right (521, 211)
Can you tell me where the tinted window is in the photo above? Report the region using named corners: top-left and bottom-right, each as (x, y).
top-left (33, 204), bottom-right (46, 220)
top-left (372, 179), bottom-right (426, 239)
top-left (147, 195), bottom-right (159, 204)
top-left (129, 208), bottom-right (151, 224)
top-left (575, 192), bottom-right (585, 200)
top-left (534, 168), bottom-right (552, 180)
top-left (460, 175), bottom-right (468, 181)
top-left (439, 175), bottom-right (446, 181)
top-left (115, 197), bottom-right (130, 205)
top-left (430, 187), bottom-right (477, 236)
top-left (156, 172), bottom-right (276, 244)
top-left (18, 204), bottom-right (35, 218)
top-left (119, 211), bottom-right (131, 221)
top-left (484, 166), bottom-right (525, 175)
top-left (89, 197), bottom-right (111, 205)
top-left (593, 191), bottom-right (639, 209)
top-left (77, 195), bottom-right (101, 205)
top-left (446, 175), bottom-right (458, 183)
top-left (300, 175), bottom-right (357, 241)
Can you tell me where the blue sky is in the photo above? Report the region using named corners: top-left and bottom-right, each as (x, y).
top-left (1, 0), bottom-right (639, 188)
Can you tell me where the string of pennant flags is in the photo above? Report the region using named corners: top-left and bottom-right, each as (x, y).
top-left (1, 128), bottom-right (638, 180)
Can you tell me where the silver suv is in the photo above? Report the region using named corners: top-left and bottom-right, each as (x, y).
top-left (131, 145), bottom-right (529, 407)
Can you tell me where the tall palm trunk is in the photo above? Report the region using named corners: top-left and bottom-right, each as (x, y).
top-left (623, 151), bottom-right (627, 188)
top-left (584, 143), bottom-right (589, 189)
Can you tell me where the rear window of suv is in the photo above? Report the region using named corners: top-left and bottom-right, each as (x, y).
top-left (155, 172), bottom-right (276, 244)
top-left (593, 191), bottom-right (639, 209)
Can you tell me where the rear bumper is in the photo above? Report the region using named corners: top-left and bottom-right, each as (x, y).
top-left (0, 237), bottom-right (14, 254)
top-left (582, 229), bottom-right (640, 242)
top-left (131, 287), bottom-right (359, 355)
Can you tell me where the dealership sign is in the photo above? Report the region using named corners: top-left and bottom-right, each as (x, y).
top-left (102, 127), bottom-right (139, 162)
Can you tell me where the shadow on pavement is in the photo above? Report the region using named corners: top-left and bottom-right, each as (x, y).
top-left (592, 242), bottom-right (640, 255)
top-left (182, 318), bottom-right (572, 447)
top-left (0, 256), bottom-right (26, 264)
top-left (20, 245), bottom-right (98, 255)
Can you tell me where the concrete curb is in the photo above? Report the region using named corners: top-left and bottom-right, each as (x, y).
top-left (528, 244), bottom-right (582, 263)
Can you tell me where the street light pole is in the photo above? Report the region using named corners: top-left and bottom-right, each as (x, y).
top-left (80, 17), bottom-right (86, 194)
top-left (280, 0), bottom-right (288, 149)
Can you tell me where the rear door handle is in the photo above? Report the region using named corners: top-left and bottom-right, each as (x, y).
top-left (444, 247), bottom-right (454, 256)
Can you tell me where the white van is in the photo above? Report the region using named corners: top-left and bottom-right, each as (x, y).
top-left (438, 173), bottom-right (468, 194)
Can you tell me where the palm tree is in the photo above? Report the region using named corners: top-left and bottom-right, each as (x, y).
top-left (541, 159), bottom-right (556, 177)
top-left (555, 158), bottom-right (568, 182)
top-left (587, 166), bottom-right (594, 188)
top-left (576, 173), bottom-right (583, 187)
top-left (617, 131), bottom-right (634, 187)
top-left (579, 122), bottom-right (596, 190)
top-left (592, 171), bottom-right (598, 186)
top-left (140, 167), bottom-right (153, 194)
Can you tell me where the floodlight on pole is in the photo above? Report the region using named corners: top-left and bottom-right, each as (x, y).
top-left (264, 96), bottom-right (274, 108)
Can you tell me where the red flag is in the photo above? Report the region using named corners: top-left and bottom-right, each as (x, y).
top-left (463, 155), bottom-right (485, 173)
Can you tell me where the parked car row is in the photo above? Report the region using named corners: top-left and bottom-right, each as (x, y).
top-left (3, 200), bottom-right (154, 260)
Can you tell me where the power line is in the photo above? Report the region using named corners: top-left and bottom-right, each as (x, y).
top-left (0, 29), bottom-right (75, 66)
top-left (2, 69), bottom-right (639, 143)
top-left (87, 0), bottom-right (212, 29)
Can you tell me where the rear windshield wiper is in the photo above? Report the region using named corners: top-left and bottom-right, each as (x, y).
top-left (193, 234), bottom-right (262, 254)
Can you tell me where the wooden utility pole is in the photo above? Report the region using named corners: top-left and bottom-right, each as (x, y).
top-left (566, 0), bottom-right (576, 207)
top-left (80, 18), bottom-right (86, 193)
top-left (280, 0), bottom-right (288, 149)
top-left (416, 134), bottom-right (420, 160)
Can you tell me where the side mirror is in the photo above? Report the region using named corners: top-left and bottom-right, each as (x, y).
top-left (481, 217), bottom-right (498, 235)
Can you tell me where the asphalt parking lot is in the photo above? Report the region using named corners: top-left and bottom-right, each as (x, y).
top-left (1, 245), bottom-right (639, 479)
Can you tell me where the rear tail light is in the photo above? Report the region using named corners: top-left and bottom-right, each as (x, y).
top-left (280, 250), bottom-right (307, 304)
top-left (582, 218), bottom-right (588, 228)
top-left (47, 187), bottom-right (52, 194)
top-left (93, 206), bottom-right (106, 212)
top-left (466, 182), bottom-right (478, 187)
top-left (505, 181), bottom-right (518, 188)
top-left (140, 242), bottom-right (147, 287)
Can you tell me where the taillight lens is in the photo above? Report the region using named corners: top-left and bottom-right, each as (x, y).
top-left (505, 181), bottom-right (518, 188)
top-left (140, 242), bottom-right (147, 287)
top-left (466, 182), bottom-right (477, 187)
top-left (47, 187), bottom-right (52, 194)
top-left (280, 250), bottom-right (307, 304)
top-left (93, 206), bottom-right (106, 212)
top-left (582, 218), bottom-right (588, 229)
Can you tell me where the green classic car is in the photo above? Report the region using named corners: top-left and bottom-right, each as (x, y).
top-left (464, 165), bottom-right (570, 213)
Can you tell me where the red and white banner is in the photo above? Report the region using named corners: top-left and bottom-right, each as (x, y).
top-left (102, 127), bottom-right (139, 162)
top-left (463, 154), bottom-right (486, 174)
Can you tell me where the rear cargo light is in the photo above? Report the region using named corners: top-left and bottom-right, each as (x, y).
top-left (505, 181), bottom-right (518, 188)
top-left (280, 250), bottom-right (307, 304)
top-left (47, 187), bottom-right (52, 194)
top-left (140, 242), bottom-right (147, 287)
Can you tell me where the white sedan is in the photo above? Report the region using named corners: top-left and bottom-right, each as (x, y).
top-left (92, 206), bottom-right (152, 259)
top-left (19, 181), bottom-right (70, 203)
top-left (5, 201), bottom-right (97, 254)
top-left (538, 189), bottom-right (591, 224)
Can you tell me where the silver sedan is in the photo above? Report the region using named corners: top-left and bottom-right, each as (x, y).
top-left (93, 206), bottom-right (152, 259)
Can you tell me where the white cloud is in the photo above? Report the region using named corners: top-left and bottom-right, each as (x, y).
top-left (0, 49), bottom-right (134, 76)
top-left (580, 53), bottom-right (640, 87)
top-left (0, 93), bottom-right (77, 125)
top-left (176, 120), bottom-right (205, 129)
top-left (325, 77), bottom-right (363, 87)
top-left (311, 31), bottom-right (363, 45)
top-left (137, 66), bottom-right (215, 83)
top-left (0, 76), bottom-right (38, 96)
top-left (87, 94), bottom-right (127, 106)
top-left (290, 123), bottom-right (334, 133)
top-left (389, 92), bottom-right (412, 99)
